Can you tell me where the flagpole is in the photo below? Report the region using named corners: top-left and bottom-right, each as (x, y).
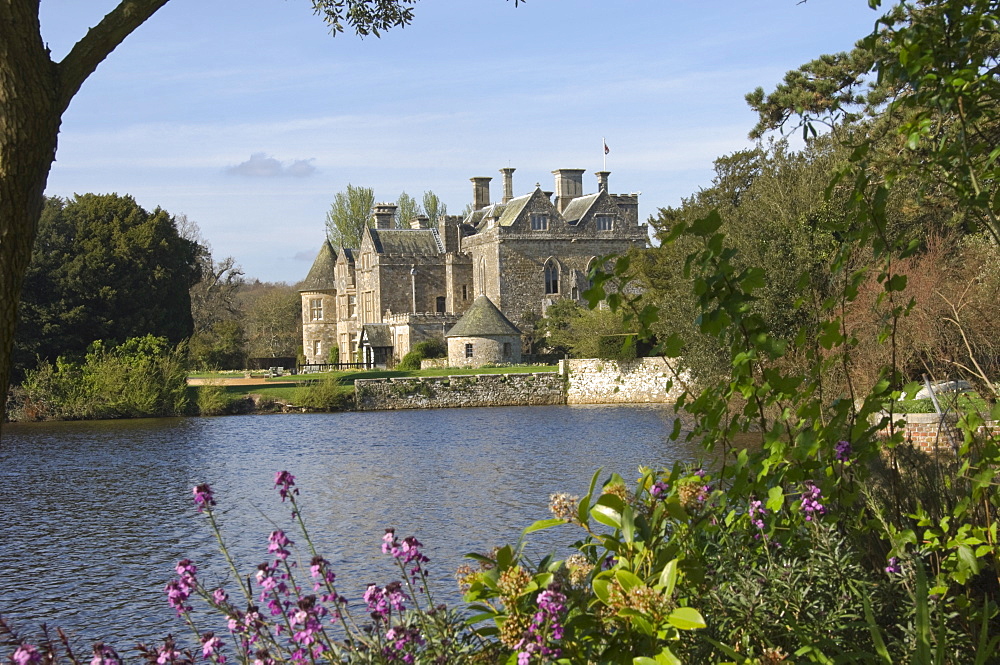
top-left (602, 137), bottom-right (607, 171)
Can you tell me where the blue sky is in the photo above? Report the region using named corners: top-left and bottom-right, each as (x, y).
top-left (40, 0), bottom-right (880, 283)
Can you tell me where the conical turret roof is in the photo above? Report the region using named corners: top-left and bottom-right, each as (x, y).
top-left (446, 296), bottom-right (521, 337)
top-left (298, 240), bottom-right (338, 291)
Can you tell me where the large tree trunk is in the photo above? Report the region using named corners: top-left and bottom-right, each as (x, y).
top-left (0, 2), bottom-right (64, 435)
top-left (0, 0), bottom-right (170, 440)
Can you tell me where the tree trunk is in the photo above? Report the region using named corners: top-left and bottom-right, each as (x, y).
top-left (0, 2), bottom-right (64, 438)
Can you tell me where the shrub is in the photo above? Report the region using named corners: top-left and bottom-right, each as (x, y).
top-left (296, 376), bottom-right (353, 411)
top-left (396, 340), bottom-right (446, 370)
top-left (195, 382), bottom-right (232, 416)
top-left (14, 335), bottom-right (189, 420)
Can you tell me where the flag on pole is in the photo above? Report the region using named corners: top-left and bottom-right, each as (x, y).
top-left (603, 139), bottom-right (610, 155)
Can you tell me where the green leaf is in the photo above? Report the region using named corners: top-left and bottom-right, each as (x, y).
top-left (616, 569), bottom-right (644, 592)
top-left (658, 559), bottom-right (679, 597)
top-left (690, 210), bottom-right (723, 237)
top-left (667, 606), bottom-right (705, 630)
top-left (522, 518), bottom-right (565, 535)
top-left (592, 503), bottom-right (622, 528)
top-left (766, 485), bottom-right (784, 512)
top-left (592, 576), bottom-right (611, 604)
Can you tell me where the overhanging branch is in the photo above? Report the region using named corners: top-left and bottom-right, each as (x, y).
top-left (56, 0), bottom-right (170, 112)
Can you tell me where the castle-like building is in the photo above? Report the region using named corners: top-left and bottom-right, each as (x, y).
top-left (299, 167), bottom-right (647, 367)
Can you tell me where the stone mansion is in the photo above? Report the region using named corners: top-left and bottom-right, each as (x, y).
top-left (299, 167), bottom-right (648, 367)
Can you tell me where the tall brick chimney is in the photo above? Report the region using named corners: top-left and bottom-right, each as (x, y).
top-left (500, 167), bottom-right (516, 204)
top-left (470, 177), bottom-right (492, 211)
top-left (595, 170), bottom-right (610, 193)
top-left (372, 203), bottom-right (396, 229)
top-left (552, 168), bottom-right (585, 213)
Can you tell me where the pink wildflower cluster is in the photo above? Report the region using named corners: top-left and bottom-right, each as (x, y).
top-left (192, 484), bottom-right (215, 513)
top-left (800, 482), bottom-right (826, 521)
top-left (165, 560), bottom-right (198, 616)
top-left (273, 471), bottom-right (297, 502)
top-left (517, 586), bottom-right (567, 664)
top-left (364, 581), bottom-right (408, 622)
top-left (748, 498), bottom-right (766, 530)
top-left (382, 529), bottom-right (430, 583)
top-left (382, 625), bottom-right (424, 664)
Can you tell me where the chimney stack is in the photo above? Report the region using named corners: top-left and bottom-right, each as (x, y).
top-left (500, 167), bottom-right (516, 204)
top-left (373, 203), bottom-right (396, 230)
top-left (595, 170), bottom-right (610, 193)
top-left (470, 177), bottom-right (492, 211)
top-left (552, 168), bottom-right (585, 213)
top-left (410, 215), bottom-right (430, 229)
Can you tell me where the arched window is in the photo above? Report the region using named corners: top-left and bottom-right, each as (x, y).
top-left (436, 296), bottom-right (446, 313)
top-left (544, 258), bottom-right (559, 295)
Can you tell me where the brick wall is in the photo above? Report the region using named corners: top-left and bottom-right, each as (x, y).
top-left (355, 372), bottom-right (564, 410)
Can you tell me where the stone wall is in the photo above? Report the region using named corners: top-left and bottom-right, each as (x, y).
top-left (562, 357), bottom-right (686, 404)
top-left (355, 372), bottom-right (564, 410)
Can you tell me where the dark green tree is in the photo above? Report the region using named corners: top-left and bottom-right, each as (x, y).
top-left (12, 194), bottom-right (200, 380)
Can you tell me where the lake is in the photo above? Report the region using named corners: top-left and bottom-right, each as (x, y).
top-left (0, 405), bottom-right (704, 651)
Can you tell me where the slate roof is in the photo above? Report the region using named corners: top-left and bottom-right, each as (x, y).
top-left (561, 193), bottom-right (601, 225)
top-left (497, 193), bottom-right (533, 227)
top-left (362, 324), bottom-right (392, 347)
top-left (298, 240), bottom-right (338, 291)
top-left (446, 296), bottom-right (522, 337)
top-left (369, 228), bottom-right (441, 255)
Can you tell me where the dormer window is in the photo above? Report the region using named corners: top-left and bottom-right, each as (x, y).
top-left (596, 214), bottom-right (614, 231)
top-left (531, 214), bottom-right (549, 231)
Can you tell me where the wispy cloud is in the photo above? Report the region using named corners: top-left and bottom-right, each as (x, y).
top-left (226, 153), bottom-right (317, 178)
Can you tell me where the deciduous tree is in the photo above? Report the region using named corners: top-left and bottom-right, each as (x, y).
top-left (325, 184), bottom-right (376, 248)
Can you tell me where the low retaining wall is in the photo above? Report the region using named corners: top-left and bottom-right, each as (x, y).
top-left (355, 372), bottom-right (565, 410)
top-left (561, 357), bottom-right (687, 405)
top-left (889, 413), bottom-right (999, 454)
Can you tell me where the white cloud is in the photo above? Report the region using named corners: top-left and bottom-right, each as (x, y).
top-left (226, 153), bottom-right (317, 178)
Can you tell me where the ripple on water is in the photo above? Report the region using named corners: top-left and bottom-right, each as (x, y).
top-left (0, 405), bottom-right (703, 649)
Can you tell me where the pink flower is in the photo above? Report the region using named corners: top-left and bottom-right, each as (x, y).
top-left (274, 471), bottom-right (297, 501)
top-left (193, 484), bottom-right (215, 512)
top-left (13, 645), bottom-right (41, 665)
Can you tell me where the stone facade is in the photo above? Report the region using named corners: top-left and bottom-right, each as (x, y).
top-left (447, 335), bottom-right (521, 368)
top-left (355, 372), bottom-right (565, 410)
top-left (562, 357), bottom-right (687, 404)
top-left (300, 165), bottom-right (647, 367)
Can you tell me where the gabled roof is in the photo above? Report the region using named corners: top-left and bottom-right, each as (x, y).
top-left (337, 247), bottom-right (356, 264)
top-left (446, 296), bottom-right (522, 338)
top-left (368, 228), bottom-right (441, 255)
top-left (497, 193), bottom-right (533, 227)
top-left (299, 240), bottom-right (338, 292)
top-left (561, 192), bottom-right (601, 225)
top-left (361, 324), bottom-right (392, 347)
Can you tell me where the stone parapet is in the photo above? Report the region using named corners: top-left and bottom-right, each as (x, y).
top-left (355, 372), bottom-right (564, 410)
top-left (562, 357), bottom-right (687, 404)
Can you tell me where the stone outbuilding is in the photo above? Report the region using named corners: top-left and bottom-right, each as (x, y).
top-left (446, 296), bottom-right (522, 368)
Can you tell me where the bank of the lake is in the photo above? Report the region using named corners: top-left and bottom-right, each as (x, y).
top-left (0, 404), bottom-right (701, 651)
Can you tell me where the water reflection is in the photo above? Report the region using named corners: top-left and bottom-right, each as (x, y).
top-left (0, 405), bottom-right (704, 650)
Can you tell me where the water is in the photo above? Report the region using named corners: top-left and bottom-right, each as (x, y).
top-left (0, 405), bottom-right (703, 651)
